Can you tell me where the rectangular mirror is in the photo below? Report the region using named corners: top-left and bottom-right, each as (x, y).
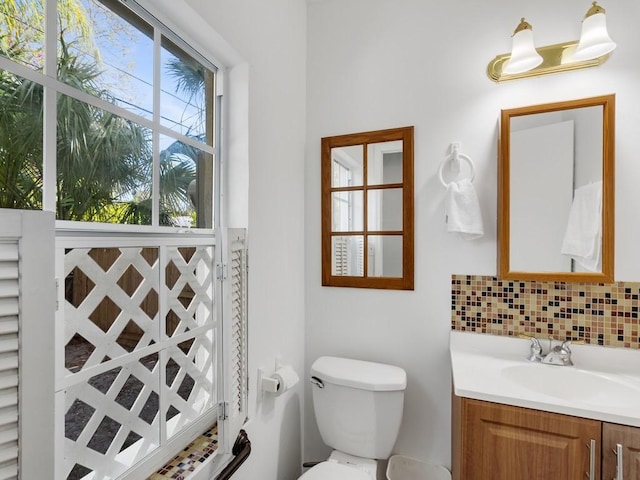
top-left (322, 127), bottom-right (414, 289)
top-left (498, 95), bottom-right (615, 282)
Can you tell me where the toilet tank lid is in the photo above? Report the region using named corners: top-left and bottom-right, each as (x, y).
top-left (311, 356), bottom-right (407, 391)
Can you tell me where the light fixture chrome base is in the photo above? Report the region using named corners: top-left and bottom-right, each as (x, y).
top-left (487, 40), bottom-right (610, 82)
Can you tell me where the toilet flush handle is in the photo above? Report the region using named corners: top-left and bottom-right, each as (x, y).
top-left (310, 376), bottom-right (324, 388)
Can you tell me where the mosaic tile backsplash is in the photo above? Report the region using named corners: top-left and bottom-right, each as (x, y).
top-left (451, 275), bottom-right (640, 349)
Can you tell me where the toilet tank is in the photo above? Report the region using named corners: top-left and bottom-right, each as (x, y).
top-left (310, 356), bottom-right (407, 460)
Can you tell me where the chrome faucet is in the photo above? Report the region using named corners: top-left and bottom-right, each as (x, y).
top-left (520, 335), bottom-right (580, 366)
top-left (542, 340), bottom-right (575, 366)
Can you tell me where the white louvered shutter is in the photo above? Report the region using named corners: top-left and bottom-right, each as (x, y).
top-left (0, 242), bottom-right (19, 479)
top-left (221, 228), bottom-right (248, 444)
top-left (0, 209), bottom-right (55, 480)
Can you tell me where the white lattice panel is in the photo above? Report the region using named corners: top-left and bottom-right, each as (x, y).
top-left (64, 247), bottom-right (160, 374)
top-left (63, 357), bottom-right (161, 479)
top-left (164, 246), bottom-right (214, 337)
top-left (59, 241), bottom-right (217, 480)
top-left (165, 334), bottom-right (214, 438)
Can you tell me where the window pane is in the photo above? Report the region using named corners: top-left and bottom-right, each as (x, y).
top-left (64, 358), bottom-right (161, 479)
top-left (159, 135), bottom-right (213, 228)
top-left (367, 141), bottom-right (403, 185)
top-left (368, 235), bottom-right (403, 278)
top-left (165, 246), bottom-right (215, 337)
top-left (63, 245), bottom-right (162, 478)
top-left (332, 190), bottom-right (363, 232)
top-left (0, 0), bottom-right (44, 70)
top-left (332, 145), bottom-right (362, 187)
top-left (166, 334), bottom-right (215, 438)
top-left (331, 235), bottom-right (364, 276)
top-left (0, 72), bottom-right (43, 210)
top-left (161, 36), bottom-right (214, 143)
top-left (57, 0), bottom-right (154, 119)
top-left (367, 188), bottom-right (403, 231)
top-left (57, 94), bottom-right (152, 224)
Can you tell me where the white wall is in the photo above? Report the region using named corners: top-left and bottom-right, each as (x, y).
top-left (176, 0), bottom-right (308, 478)
top-left (306, 0), bottom-right (640, 470)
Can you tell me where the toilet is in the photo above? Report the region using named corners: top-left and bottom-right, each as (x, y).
top-left (300, 356), bottom-right (407, 480)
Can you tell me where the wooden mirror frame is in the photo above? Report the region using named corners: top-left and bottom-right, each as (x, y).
top-left (498, 95), bottom-right (615, 282)
top-left (321, 126), bottom-right (414, 290)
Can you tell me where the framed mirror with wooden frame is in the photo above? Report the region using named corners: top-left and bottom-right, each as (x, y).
top-left (321, 126), bottom-right (414, 289)
top-left (499, 95), bottom-right (615, 282)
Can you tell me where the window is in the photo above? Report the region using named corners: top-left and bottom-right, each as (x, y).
top-left (0, 2), bottom-right (248, 479)
top-left (321, 127), bottom-right (414, 290)
top-left (0, 0), bottom-right (217, 229)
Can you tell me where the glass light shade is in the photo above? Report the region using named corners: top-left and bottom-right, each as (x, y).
top-left (573, 12), bottom-right (616, 61)
top-left (503, 28), bottom-right (543, 74)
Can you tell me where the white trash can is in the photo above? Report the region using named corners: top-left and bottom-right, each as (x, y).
top-left (386, 455), bottom-right (451, 480)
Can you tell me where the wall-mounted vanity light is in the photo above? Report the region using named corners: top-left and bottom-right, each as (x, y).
top-left (487, 2), bottom-right (616, 82)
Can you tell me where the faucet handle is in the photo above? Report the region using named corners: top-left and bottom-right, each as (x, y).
top-left (560, 339), bottom-right (585, 353)
top-left (542, 339), bottom-right (585, 366)
top-left (518, 334), bottom-right (543, 362)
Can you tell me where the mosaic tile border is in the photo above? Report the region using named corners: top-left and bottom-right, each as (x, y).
top-left (148, 424), bottom-right (218, 480)
top-left (451, 275), bottom-right (640, 349)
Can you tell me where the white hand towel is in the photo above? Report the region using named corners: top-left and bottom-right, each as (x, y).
top-left (445, 178), bottom-right (484, 240)
top-left (561, 181), bottom-right (602, 272)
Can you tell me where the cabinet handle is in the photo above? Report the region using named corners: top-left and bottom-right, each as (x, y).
top-left (587, 439), bottom-right (596, 479)
top-left (613, 443), bottom-right (623, 480)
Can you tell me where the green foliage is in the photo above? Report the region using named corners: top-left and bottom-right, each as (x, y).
top-left (0, 0), bottom-right (203, 226)
top-left (0, 0), bottom-right (44, 66)
top-left (0, 68), bottom-right (43, 209)
top-left (0, 0), bottom-right (95, 66)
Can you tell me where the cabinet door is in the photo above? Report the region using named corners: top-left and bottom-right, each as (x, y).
top-left (460, 398), bottom-right (601, 480)
top-left (603, 423), bottom-right (640, 480)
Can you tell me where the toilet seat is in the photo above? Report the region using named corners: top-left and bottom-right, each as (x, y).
top-left (299, 461), bottom-right (371, 480)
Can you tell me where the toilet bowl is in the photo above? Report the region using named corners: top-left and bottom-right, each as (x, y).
top-left (299, 452), bottom-right (374, 480)
top-left (299, 356), bottom-right (407, 480)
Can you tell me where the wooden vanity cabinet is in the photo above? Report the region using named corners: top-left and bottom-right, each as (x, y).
top-left (603, 423), bottom-right (640, 480)
top-left (452, 396), bottom-right (602, 480)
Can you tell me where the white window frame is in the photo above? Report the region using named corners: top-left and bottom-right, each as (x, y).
top-left (0, 0), bottom-right (249, 477)
top-left (0, 0), bottom-right (222, 233)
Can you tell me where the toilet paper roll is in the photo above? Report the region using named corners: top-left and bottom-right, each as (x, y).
top-left (272, 365), bottom-right (299, 395)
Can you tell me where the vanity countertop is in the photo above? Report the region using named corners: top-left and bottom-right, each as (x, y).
top-left (450, 331), bottom-right (640, 426)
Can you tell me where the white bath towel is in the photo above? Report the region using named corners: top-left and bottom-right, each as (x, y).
top-left (445, 178), bottom-right (484, 240)
top-left (561, 181), bottom-right (602, 272)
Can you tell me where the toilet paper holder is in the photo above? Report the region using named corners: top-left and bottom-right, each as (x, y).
top-left (261, 375), bottom-right (280, 394)
top-left (258, 359), bottom-right (299, 398)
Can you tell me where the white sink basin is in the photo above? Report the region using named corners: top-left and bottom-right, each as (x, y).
top-left (450, 331), bottom-right (640, 427)
top-left (500, 363), bottom-right (640, 408)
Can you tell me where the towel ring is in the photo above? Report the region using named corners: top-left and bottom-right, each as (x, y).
top-left (438, 150), bottom-right (475, 187)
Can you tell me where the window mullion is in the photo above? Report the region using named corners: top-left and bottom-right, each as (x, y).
top-left (152, 28), bottom-right (162, 228)
top-left (363, 144), bottom-right (369, 277)
top-left (42, 0), bottom-right (58, 213)
top-left (42, 83), bottom-right (57, 213)
top-left (43, 0), bottom-right (57, 78)
top-left (214, 90), bottom-right (223, 228)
